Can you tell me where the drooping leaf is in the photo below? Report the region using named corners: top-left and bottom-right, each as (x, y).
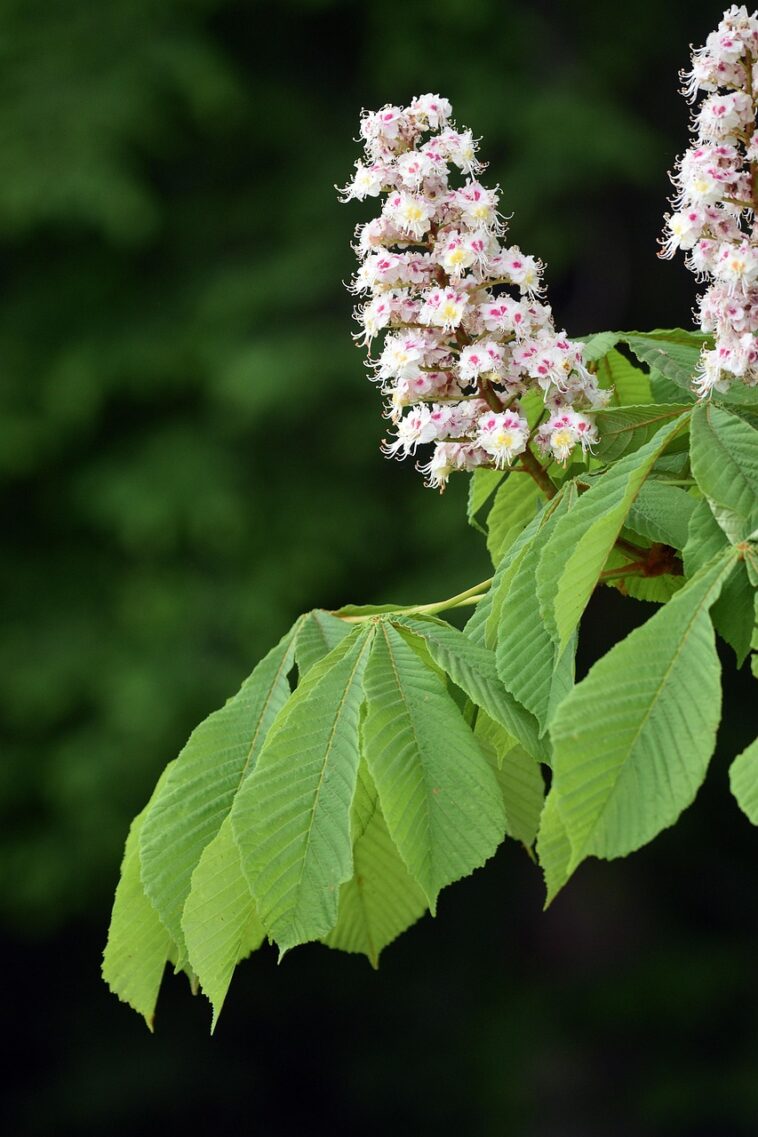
top-left (595, 347), bottom-right (652, 405)
top-left (323, 763), bottom-right (428, 965)
top-left (550, 548), bottom-right (737, 882)
top-left (730, 738), bottom-right (758, 825)
top-left (181, 816), bottom-right (265, 1030)
top-left (485, 471), bottom-right (544, 565)
top-left (474, 712), bottom-right (544, 846)
top-left (139, 622), bottom-right (299, 965)
top-left (392, 615), bottom-right (549, 762)
top-left (103, 764), bottom-right (178, 1030)
top-left (487, 491), bottom-right (563, 645)
top-left (494, 485), bottom-right (577, 733)
top-left (535, 792), bottom-right (572, 907)
top-left (295, 609), bottom-right (354, 676)
top-left (593, 404), bottom-right (690, 462)
top-left (232, 626), bottom-right (373, 953)
top-left (625, 480), bottom-right (696, 550)
top-left (690, 403), bottom-right (758, 543)
top-left (537, 414), bottom-right (689, 653)
top-left (361, 622), bottom-right (506, 910)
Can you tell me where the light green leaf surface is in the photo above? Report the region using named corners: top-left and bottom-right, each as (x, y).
top-left (596, 348), bottom-right (652, 405)
top-left (323, 763), bottom-right (428, 965)
top-left (103, 764), bottom-right (177, 1030)
top-left (684, 498), bottom-right (754, 665)
top-left (625, 480), bottom-right (696, 550)
top-left (730, 738), bottom-right (758, 825)
top-left (295, 609), bottom-right (353, 676)
top-left (494, 487), bottom-right (576, 733)
top-left (550, 549), bottom-right (736, 878)
top-left (232, 627), bottom-right (374, 952)
top-left (593, 404), bottom-right (689, 463)
top-left (578, 331), bottom-right (621, 363)
top-left (475, 712), bottom-right (544, 846)
top-left (139, 623), bottom-right (298, 965)
top-left (467, 468), bottom-right (506, 534)
top-left (361, 623), bottom-right (506, 910)
top-left (181, 816), bottom-right (265, 1030)
top-left (393, 616), bottom-right (549, 762)
top-left (620, 329), bottom-right (707, 390)
top-left (485, 472), bottom-right (544, 565)
top-left (537, 414), bottom-right (689, 652)
top-left (690, 403), bottom-right (758, 543)
top-left (536, 792), bottom-right (572, 907)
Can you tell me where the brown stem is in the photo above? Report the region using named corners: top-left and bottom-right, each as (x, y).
top-left (519, 447), bottom-right (557, 498)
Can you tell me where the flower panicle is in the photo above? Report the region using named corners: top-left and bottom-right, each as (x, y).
top-left (339, 94), bottom-right (607, 489)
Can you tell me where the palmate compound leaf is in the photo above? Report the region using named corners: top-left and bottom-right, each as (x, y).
top-left (684, 497), bottom-right (756, 666)
top-left (536, 412), bottom-right (690, 654)
top-left (494, 484), bottom-right (578, 735)
top-left (548, 547), bottom-right (738, 886)
top-left (139, 621), bottom-right (300, 967)
top-left (730, 739), bottom-right (758, 825)
top-left (361, 622), bottom-right (507, 910)
top-left (232, 626), bottom-right (374, 953)
top-left (103, 762), bottom-right (178, 1030)
top-left (322, 761), bottom-right (428, 966)
top-left (690, 403), bottom-right (758, 544)
top-left (391, 614), bottom-right (550, 762)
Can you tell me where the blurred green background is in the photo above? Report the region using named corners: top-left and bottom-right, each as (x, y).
top-left (1, 1), bottom-right (755, 1134)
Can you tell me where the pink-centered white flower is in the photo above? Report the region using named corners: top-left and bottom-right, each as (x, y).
top-left (663, 6), bottom-right (758, 395)
top-left (340, 96), bottom-right (603, 487)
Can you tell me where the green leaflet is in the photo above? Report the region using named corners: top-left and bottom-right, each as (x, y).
top-left (392, 615), bottom-right (549, 762)
top-left (593, 404), bottom-right (690, 463)
top-left (690, 403), bottom-right (758, 544)
top-left (467, 467), bottom-right (506, 534)
top-left (535, 791), bottom-right (572, 907)
top-left (103, 763), bottom-right (178, 1030)
top-left (550, 548), bottom-right (737, 884)
top-left (578, 331), bottom-right (621, 363)
top-left (620, 329), bottom-right (708, 391)
top-left (684, 498), bottom-right (754, 665)
top-left (232, 626), bottom-right (373, 953)
top-left (323, 763), bottom-right (428, 965)
top-left (487, 492), bottom-right (561, 646)
top-left (361, 623), bottom-right (506, 911)
top-left (295, 609), bottom-right (354, 676)
top-left (495, 485), bottom-right (577, 734)
top-left (474, 712), bottom-right (544, 846)
top-left (485, 471), bottom-right (544, 565)
top-left (181, 816), bottom-right (265, 1031)
top-left (537, 413), bottom-right (689, 654)
top-left (595, 348), bottom-right (652, 405)
top-left (625, 480), bottom-right (696, 550)
top-left (730, 739), bottom-right (758, 825)
top-left (139, 622), bottom-right (299, 966)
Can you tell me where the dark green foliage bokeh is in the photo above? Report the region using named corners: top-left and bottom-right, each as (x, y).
top-left (1, 2), bottom-right (755, 1135)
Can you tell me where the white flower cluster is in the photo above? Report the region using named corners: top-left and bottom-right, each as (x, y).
top-left (662, 5), bottom-right (758, 395)
top-left (339, 95), bottom-right (605, 489)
